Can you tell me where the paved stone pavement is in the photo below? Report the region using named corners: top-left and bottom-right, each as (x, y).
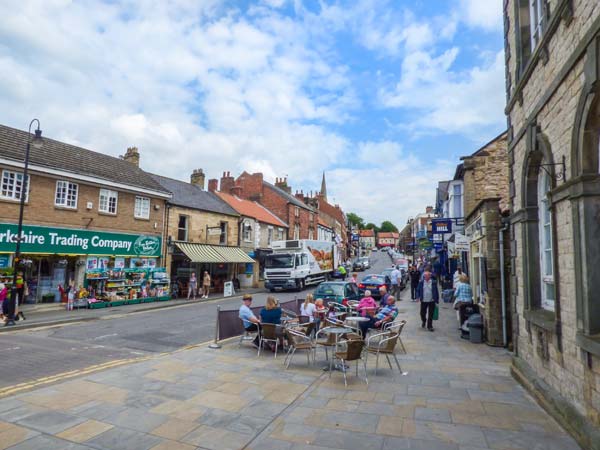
top-left (0, 289), bottom-right (582, 450)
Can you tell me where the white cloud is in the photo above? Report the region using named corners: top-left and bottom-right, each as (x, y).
top-left (380, 49), bottom-right (506, 136)
top-left (460, 0), bottom-right (503, 31)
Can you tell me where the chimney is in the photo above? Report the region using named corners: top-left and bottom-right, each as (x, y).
top-left (122, 147), bottom-right (140, 167)
top-left (231, 183), bottom-right (242, 197)
top-left (190, 169), bottom-right (205, 189)
top-left (275, 176), bottom-right (291, 194)
top-left (294, 190), bottom-right (305, 202)
top-left (425, 206), bottom-right (434, 214)
top-left (220, 171), bottom-right (235, 193)
top-left (208, 179), bottom-right (218, 193)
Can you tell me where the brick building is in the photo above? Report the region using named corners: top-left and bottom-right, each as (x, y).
top-left (504, 1), bottom-right (600, 447)
top-left (377, 232), bottom-right (399, 248)
top-left (0, 124), bottom-right (170, 303)
top-left (358, 229), bottom-right (376, 254)
top-left (462, 131), bottom-right (509, 347)
top-left (217, 171), bottom-right (316, 241)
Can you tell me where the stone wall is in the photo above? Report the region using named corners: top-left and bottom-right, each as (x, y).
top-left (505, 1), bottom-right (600, 447)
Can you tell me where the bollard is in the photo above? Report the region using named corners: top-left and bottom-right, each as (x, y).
top-left (208, 305), bottom-right (222, 349)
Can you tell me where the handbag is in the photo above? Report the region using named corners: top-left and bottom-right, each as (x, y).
top-left (432, 305), bottom-right (439, 321)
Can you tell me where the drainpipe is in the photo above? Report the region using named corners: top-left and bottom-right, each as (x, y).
top-left (499, 221), bottom-right (509, 348)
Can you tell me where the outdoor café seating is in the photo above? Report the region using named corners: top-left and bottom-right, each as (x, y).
top-left (334, 338), bottom-right (368, 386)
top-left (258, 323), bottom-right (282, 358)
top-left (284, 327), bottom-right (316, 369)
top-left (365, 324), bottom-right (407, 376)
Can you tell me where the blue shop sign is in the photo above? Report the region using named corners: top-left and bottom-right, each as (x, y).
top-left (0, 255), bottom-right (10, 268)
top-left (432, 219), bottom-right (452, 234)
top-left (434, 243), bottom-right (444, 251)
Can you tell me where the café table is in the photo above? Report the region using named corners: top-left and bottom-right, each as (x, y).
top-left (344, 316), bottom-right (370, 337)
top-left (322, 326), bottom-right (354, 373)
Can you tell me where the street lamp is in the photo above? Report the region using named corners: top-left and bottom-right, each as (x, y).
top-left (6, 119), bottom-right (42, 326)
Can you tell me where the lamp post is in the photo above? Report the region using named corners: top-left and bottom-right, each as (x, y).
top-left (6, 119), bottom-right (42, 326)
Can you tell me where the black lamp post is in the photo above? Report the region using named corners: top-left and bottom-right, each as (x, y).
top-left (6, 119), bottom-right (42, 326)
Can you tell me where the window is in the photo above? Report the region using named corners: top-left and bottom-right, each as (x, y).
top-left (452, 184), bottom-right (462, 218)
top-left (529, 0), bottom-right (544, 50)
top-left (277, 228), bottom-right (285, 240)
top-left (99, 189), bottom-right (118, 214)
top-left (134, 196), bottom-right (150, 219)
top-left (177, 215), bottom-right (188, 241)
top-left (219, 221), bottom-right (227, 245)
top-left (294, 206), bottom-right (299, 217)
top-left (1, 169), bottom-right (29, 202)
top-left (54, 180), bottom-right (78, 208)
top-left (243, 221), bottom-right (252, 242)
top-left (308, 229), bottom-right (314, 240)
top-left (267, 227), bottom-right (273, 245)
top-left (538, 170), bottom-right (554, 310)
top-left (294, 224), bottom-right (300, 240)
top-left (310, 213), bottom-right (314, 223)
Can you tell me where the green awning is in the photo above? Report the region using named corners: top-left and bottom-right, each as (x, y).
top-left (176, 242), bottom-right (254, 264)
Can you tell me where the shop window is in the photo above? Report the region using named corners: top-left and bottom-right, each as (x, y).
top-left (1, 169), bottom-right (29, 202)
top-left (54, 180), bottom-right (78, 208)
top-left (538, 170), bottom-right (554, 310)
top-left (134, 196), bottom-right (150, 219)
top-left (219, 221), bottom-right (227, 245)
top-left (99, 189), bottom-right (118, 214)
top-left (267, 227), bottom-right (273, 245)
top-left (178, 215), bottom-right (188, 241)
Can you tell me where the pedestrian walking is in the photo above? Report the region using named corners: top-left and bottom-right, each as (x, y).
top-left (453, 273), bottom-right (473, 328)
top-left (409, 265), bottom-right (420, 301)
top-left (202, 271), bottom-right (211, 298)
top-left (390, 265), bottom-right (401, 299)
top-left (453, 267), bottom-right (463, 289)
top-left (417, 268), bottom-right (439, 332)
top-left (187, 272), bottom-right (197, 300)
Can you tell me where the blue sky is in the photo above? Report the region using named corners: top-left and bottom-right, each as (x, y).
top-left (0, 0), bottom-right (505, 227)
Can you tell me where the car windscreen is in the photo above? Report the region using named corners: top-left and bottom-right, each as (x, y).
top-left (381, 269), bottom-right (393, 277)
top-left (363, 276), bottom-right (385, 284)
top-left (265, 254), bottom-right (294, 268)
top-left (315, 284), bottom-right (344, 296)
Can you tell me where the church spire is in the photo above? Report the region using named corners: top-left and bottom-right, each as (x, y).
top-left (320, 171), bottom-right (327, 202)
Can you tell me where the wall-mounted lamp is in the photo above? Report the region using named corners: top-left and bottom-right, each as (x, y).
top-left (532, 155), bottom-right (566, 182)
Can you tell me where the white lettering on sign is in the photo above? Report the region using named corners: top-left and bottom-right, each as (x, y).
top-left (49, 232), bottom-right (89, 250)
top-left (91, 236), bottom-right (132, 251)
top-left (436, 224), bottom-right (449, 232)
top-left (0, 229), bottom-right (46, 245)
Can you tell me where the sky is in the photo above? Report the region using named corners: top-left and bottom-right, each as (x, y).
top-left (0, 0), bottom-right (506, 228)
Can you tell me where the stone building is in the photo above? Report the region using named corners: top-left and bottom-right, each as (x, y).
top-left (462, 131), bottom-right (509, 347)
top-left (0, 124), bottom-right (170, 302)
top-left (151, 172), bottom-right (253, 295)
top-left (504, 1), bottom-right (600, 447)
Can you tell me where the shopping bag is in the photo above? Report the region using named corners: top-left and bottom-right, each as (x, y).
top-left (432, 305), bottom-right (439, 321)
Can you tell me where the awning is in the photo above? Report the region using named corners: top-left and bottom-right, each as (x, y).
top-left (176, 242), bottom-right (255, 263)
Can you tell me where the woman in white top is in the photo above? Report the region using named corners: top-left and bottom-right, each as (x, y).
top-left (300, 293), bottom-right (316, 323)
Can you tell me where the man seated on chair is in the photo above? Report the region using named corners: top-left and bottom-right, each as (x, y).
top-left (359, 295), bottom-right (398, 336)
top-left (239, 294), bottom-right (261, 348)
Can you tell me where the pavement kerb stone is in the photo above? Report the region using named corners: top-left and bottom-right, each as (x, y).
top-left (0, 289), bottom-right (267, 334)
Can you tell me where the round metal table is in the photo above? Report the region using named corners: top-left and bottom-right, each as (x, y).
top-left (322, 326), bottom-right (354, 372)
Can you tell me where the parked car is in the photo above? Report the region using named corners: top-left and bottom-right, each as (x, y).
top-left (352, 257), bottom-right (370, 271)
top-left (313, 281), bottom-right (360, 305)
top-left (358, 274), bottom-right (392, 299)
top-left (359, 257), bottom-right (370, 269)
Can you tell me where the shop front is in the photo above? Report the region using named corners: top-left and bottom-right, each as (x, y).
top-left (171, 242), bottom-right (254, 296)
top-left (0, 222), bottom-right (163, 304)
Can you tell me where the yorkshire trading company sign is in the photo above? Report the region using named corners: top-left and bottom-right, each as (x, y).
top-left (431, 219), bottom-right (452, 234)
top-left (0, 223), bottom-right (161, 257)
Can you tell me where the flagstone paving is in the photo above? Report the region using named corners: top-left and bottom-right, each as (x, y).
top-left (0, 295), bottom-right (582, 450)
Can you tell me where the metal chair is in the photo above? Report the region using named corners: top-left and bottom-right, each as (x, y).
top-left (238, 319), bottom-right (258, 347)
top-left (382, 320), bottom-right (407, 353)
top-left (315, 326), bottom-right (338, 361)
top-left (283, 328), bottom-right (315, 369)
top-left (365, 327), bottom-right (407, 376)
top-left (258, 323), bottom-right (281, 358)
top-left (298, 315), bottom-right (311, 324)
top-left (325, 317), bottom-right (346, 327)
top-left (334, 339), bottom-right (368, 387)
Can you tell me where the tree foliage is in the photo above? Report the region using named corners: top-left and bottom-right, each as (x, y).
top-left (347, 212), bottom-right (364, 229)
top-left (379, 220), bottom-right (398, 232)
top-left (364, 223), bottom-right (379, 232)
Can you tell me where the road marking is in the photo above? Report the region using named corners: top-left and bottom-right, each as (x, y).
top-left (92, 333), bottom-right (118, 340)
top-left (0, 337), bottom-right (216, 399)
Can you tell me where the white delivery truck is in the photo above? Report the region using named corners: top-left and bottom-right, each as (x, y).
top-left (264, 240), bottom-right (339, 291)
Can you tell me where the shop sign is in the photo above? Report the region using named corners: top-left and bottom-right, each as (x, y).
top-left (418, 238), bottom-right (433, 250)
top-left (0, 255), bottom-right (10, 268)
top-left (454, 233), bottom-right (470, 252)
top-left (434, 242), bottom-right (444, 251)
top-left (0, 223), bottom-right (161, 257)
top-left (223, 281), bottom-right (235, 297)
top-left (431, 219), bottom-right (452, 234)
